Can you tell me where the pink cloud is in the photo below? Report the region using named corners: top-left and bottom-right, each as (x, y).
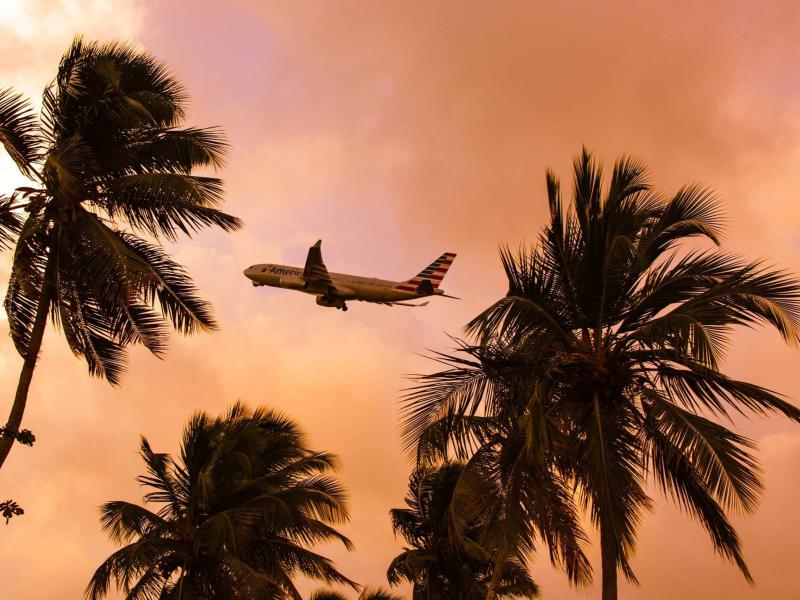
top-left (1, 2), bottom-right (799, 598)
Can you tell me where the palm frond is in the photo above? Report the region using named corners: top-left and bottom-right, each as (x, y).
top-left (0, 88), bottom-right (42, 178)
top-left (0, 194), bottom-right (23, 248)
top-left (467, 246), bottom-right (576, 344)
top-left (117, 232), bottom-right (217, 333)
top-left (99, 500), bottom-right (168, 543)
top-left (52, 229), bottom-right (128, 384)
top-left (310, 590), bottom-right (349, 600)
top-left (642, 401), bottom-right (753, 582)
top-left (641, 183), bottom-right (725, 260)
top-left (4, 210), bottom-right (50, 357)
top-left (127, 126), bottom-right (227, 173)
top-left (401, 356), bottom-right (495, 458)
top-left (572, 147), bottom-right (603, 236)
top-left (642, 389), bottom-right (762, 513)
top-left (137, 437), bottom-right (184, 518)
top-left (653, 356), bottom-right (800, 421)
top-left (359, 587), bottom-right (405, 600)
top-left (85, 538), bottom-right (175, 600)
top-left (98, 173), bottom-right (241, 240)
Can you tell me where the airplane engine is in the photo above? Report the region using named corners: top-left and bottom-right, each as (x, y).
top-left (316, 295), bottom-right (340, 308)
top-left (316, 295), bottom-right (348, 311)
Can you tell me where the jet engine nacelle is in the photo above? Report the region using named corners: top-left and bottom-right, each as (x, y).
top-left (316, 295), bottom-right (341, 308)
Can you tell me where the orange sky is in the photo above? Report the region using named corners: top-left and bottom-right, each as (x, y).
top-left (1, 1), bottom-right (800, 598)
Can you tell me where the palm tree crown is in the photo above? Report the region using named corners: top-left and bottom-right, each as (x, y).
top-left (0, 38), bottom-right (241, 471)
top-left (388, 462), bottom-right (541, 600)
top-left (310, 587), bottom-right (403, 600)
top-left (87, 403), bottom-right (355, 600)
top-left (403, 149), bottom-right (800, 600)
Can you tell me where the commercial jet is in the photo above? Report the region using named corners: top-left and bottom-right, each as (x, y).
top-left (244, 240), bottom-right (457, 311)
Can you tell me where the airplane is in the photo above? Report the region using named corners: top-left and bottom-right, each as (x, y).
top-left (243, 240), bottom-right (457, 311)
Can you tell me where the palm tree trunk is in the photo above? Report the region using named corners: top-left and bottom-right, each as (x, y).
top-left (485, 547), bottom-right (508, 600)
top-left (0, 264), bottom-right (52, 470)
top-left (600, 522), bottom-right (618, 600)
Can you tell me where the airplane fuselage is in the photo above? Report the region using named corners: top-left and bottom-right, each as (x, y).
top-left (244, 242), bottom-right (455, 311)
top-left (244, 264), bottom-right (442, 303)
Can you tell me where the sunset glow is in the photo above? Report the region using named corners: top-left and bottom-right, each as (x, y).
top-left (1, 2), bottom-right (799, 599)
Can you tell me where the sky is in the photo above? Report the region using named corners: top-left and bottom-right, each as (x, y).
top-left (1, 0), bottom-right (800, 598)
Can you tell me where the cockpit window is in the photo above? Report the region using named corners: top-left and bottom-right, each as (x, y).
top-left (261, 267), bottom-right (268, 272)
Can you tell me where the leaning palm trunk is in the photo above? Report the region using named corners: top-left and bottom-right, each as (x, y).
top-left (0, 251), bottom-right (53, 469)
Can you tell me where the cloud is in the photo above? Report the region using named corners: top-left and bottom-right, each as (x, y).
top-left (0, 0), bottom-right (145, 98)
top-left (0, 0), bottom-right (146, 192)
top-left (1, 2), bottom-right (800, 598)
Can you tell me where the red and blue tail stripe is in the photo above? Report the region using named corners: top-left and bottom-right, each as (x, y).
top-left (395, 252), bottom-right (456, 292)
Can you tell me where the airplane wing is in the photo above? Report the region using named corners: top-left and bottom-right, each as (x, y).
top-left (390, 301), bottom-right (430, 308)
top-left (358, 300), bottom-right (431, 308)
top-left (303, 240), bottom-right (337, 293)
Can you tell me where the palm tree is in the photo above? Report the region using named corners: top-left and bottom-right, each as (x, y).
top-left (87, 402), bottom-right (355, 600)
top-left (0, 38), bottom-right (241, 471)
top-left (402, 342), bottom-right (593, 600)
top-left (406, 149), bottom-right (800, 600)
top-left (387, 462), bottom-right (545, 600)
top-left (310, 587), bottom-right (403, 600)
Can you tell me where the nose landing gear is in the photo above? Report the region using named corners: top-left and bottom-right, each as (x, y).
top-left (337, 304), bottom-right (348, 311)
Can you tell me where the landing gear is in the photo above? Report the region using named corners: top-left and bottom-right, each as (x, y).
top-left (337, 304), bottom-right (348, 311)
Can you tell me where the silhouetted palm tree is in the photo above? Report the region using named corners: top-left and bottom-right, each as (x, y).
top-left (405, 149), bottom-right (800, 600)
top-left (403, 343), bottom-right (592, 600)
top-left (310, 587), bottom-right (402, 600)
top-left (0, 38), bottom-right (241, 471)
top-left (87, 403), bottom-right (355, 600)
top-left (387, 462), bottom-right (544, 600)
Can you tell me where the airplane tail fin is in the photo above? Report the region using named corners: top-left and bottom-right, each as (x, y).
top-left (395, 252), bottom-right (456, 293)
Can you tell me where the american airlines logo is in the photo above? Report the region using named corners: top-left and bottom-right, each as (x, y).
top-left (267, 266), bottom-right (300, 276)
